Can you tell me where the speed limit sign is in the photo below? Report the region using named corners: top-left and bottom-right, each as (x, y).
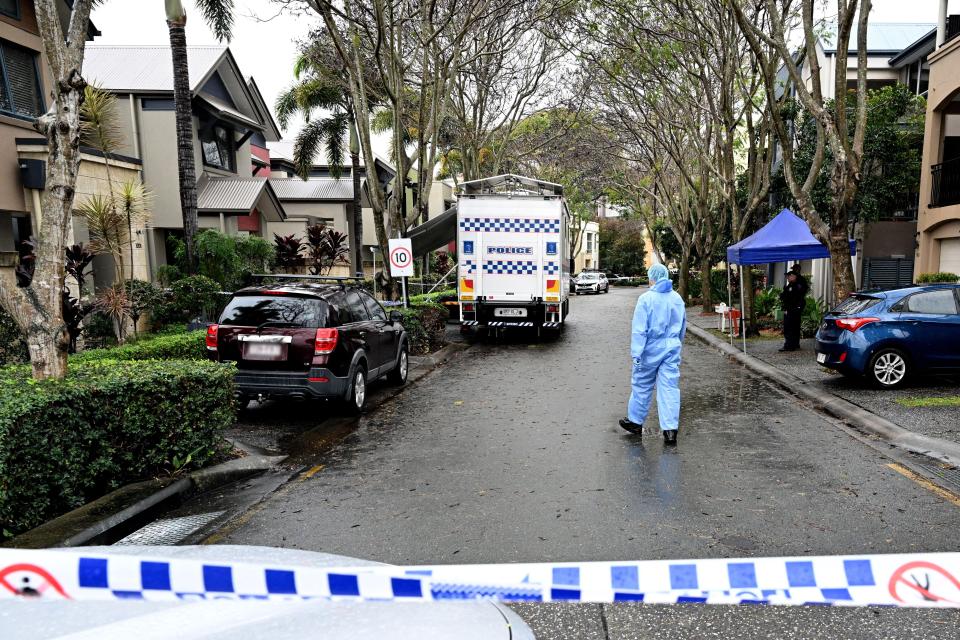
top-left (388, 238), bottom-right (414, 277)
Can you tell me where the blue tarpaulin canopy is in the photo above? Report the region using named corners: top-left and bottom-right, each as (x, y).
top-left (726, 208), bottom-right (856, 265)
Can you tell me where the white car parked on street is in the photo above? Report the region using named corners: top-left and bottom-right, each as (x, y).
top-left (574, 272), bottom-right (609, 294)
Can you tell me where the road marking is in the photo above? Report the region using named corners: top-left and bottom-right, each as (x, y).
top-left (887, 463), bottom-right (960, 508)
top-left (301, 464), bottom-right (324, 479)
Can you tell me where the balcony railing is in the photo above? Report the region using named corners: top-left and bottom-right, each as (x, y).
top-left (948, 15), bottom-right (960, 43)
top-left (931, 157), bottom-right (960, 208)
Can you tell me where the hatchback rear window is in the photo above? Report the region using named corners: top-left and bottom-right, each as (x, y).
top-left (830, 295), bottom-right (880, 315)
top-left (219, 295), bottom-right (329, 328)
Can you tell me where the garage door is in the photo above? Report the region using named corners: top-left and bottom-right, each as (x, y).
top-left (940, 237), bottom-right (960, 275)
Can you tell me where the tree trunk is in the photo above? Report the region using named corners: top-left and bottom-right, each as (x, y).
top-left (829, 222), bottom-right (856, 301)
top-left (167, 20), bottom-right (198, 273)
top-left (700, 255), bottom-right (713, 313)
top-left (677, 250), bottom-right (691, 302)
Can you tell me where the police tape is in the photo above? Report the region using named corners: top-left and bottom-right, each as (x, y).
top-left (1, 549), bottom-right (959, 607)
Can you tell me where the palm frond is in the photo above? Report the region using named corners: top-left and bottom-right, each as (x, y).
top-left (323, 112), bottom-right (349, 179)
top-left (115, 179), bottom-right (152, 227)
top-left (275, 87), bottom-right (299, 129)
top-left (293, 120), bottom-right (327, 181)
top-left (194, 0), bottom-right (234, 42)
top-left (76, 194), bottom-right (126, 257)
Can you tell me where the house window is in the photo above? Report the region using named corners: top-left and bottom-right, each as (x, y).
top-left (0, 0), bottom-right (19, 19)
top-left (0, 39), bottom-right (44, 120)
top-left (586, 233), bottom-right (594, 253)
top-left (200, 124), bottom-right (235, 172)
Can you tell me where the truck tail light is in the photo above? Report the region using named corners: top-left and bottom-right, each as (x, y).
top-left (314, 328), bottom-right (339, 355)
top-left (546, 303), bottom-right (560, 313)
top-left (462, 302), bottom-right (475, 312)
top-left (205, 324), bottom-right (218, 350)
top-left (835, 317), bottom-right (879, 332)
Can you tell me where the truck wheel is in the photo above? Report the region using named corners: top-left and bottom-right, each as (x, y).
top-left (388, 344), bottom-right (409, 385)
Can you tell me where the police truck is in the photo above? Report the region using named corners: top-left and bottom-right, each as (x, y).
top-left (456, 175), bottom-right (571, 335)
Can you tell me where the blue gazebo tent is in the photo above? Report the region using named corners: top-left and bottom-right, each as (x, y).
top-left (724, 208), bottom-right (856, 352)
top-left (727, 208), bottom-right (856, 266)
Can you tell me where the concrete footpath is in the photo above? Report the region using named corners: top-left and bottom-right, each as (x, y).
top-left (686, 310), bottom-right (960, 465)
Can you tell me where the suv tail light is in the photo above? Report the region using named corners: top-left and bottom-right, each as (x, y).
top-left (205, 324), bottom-right (218, 350)
top-left (835, 317), bottom-right (879, 332)
top-left (314, 328), bottom-right (339, 355)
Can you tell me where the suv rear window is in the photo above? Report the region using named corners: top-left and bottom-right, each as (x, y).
top-left (830, 295), bottom-right (880, 315)
top-left (219, 295), bottom-right (329, 328)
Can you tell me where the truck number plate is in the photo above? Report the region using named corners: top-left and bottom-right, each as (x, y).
top-left (816, 352), bottom-right (827, 364)
top-left (244, 343), bottom-right (284, 360)
top-left (495, 308), bottom-right (527, 317)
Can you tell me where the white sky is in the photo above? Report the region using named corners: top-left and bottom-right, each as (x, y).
top-left (89, 0), bottom-right (947, 149)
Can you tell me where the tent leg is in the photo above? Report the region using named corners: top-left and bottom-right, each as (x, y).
top-left (727, 265), bottom-right (733, 346)
top-left (740, 265), bottom-right (747, 354)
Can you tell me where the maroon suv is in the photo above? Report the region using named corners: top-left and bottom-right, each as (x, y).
top-left (206, 282), bottom-right (409, 411)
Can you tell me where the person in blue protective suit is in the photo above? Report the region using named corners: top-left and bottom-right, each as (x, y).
top-left (619, 263), bottom-right (686, 445)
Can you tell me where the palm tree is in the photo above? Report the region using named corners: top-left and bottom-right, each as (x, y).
top-left (165, 0), bottom-right (234, 274)
top-left (276, 54), bottom-right (366, 276)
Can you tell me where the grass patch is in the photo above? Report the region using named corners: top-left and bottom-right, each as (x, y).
top-left (896, 397), bottom-right (960, 408)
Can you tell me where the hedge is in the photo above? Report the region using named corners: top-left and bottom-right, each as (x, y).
top-left (398, 303), bottom-right (447, 354)
top-left (72, 329), bottom-right (206, 363)
top-left (916, 272), bottom-right (959, 284)
top-left (0, 359), bottom-right (235, 538)
top-left (409, 288), bottom-right (457, 305)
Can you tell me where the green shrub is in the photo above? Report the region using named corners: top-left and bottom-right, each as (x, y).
top-left (916, 272), bottom-right (959, 284)
top-left (409, 289), bottom-right (457, 305)
top-left (0, 305), bottom-right (27, 366)
top-left (613, 277), bottom-right (647, 287)
top-left (72, 329), bottom-right (205, 363)
top-left (801, 296), bottom-right (828, 338)
top-left (754, 287), bottom-right (782, 317)
top-left (398, 302), bottom-right (447, 354)
top-left (0, 359), bottom-right (235, 537)
top-left (152, 275), bottom-right (224, 327)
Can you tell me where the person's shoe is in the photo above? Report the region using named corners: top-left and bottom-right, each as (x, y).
top-left (619, 418), bottom-right (643, 435)
top-left (663, 429), bottom-right (678, 445)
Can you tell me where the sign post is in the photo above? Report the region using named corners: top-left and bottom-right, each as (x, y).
top-left (388, 238), bottom-right (414, 308)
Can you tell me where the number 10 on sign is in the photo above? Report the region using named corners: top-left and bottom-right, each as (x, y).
top-left (388, 238), bottom-right (414, 307)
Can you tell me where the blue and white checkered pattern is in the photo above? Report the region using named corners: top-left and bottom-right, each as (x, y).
top-left (483, 261), bottom-right (537, 275)
top-left (461, 260), bottom-right (476, 275)
top-left (460, 218), bottom-right (560, 233)
top-left (3, 550), bottom-right (960, 607)
top-left (543, 262), bottom-right (560, 275)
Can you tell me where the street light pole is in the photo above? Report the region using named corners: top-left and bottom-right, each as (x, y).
top-left (370, 246), bottom-right (378, 298)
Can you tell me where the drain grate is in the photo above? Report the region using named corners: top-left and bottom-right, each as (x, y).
top-left (913, 461), bottom-right (960, 495)
top-left (113, 511), bottom-right (224, 546)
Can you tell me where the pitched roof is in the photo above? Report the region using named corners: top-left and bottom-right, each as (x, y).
top-left (821, 22), bottom-right (936, 54)
top-left (83, 45), bottom-right (226, 92)
top-left (197, 177), bottom-right (280, 214)
top-left (269, 178), bottom-right (354, 201)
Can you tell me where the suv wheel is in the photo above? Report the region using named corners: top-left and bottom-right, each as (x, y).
top-left (868, 348), bottom-right (909, 389)
top-left (388, 344), bottom-right (409, 385)
top-left (347, 366), bottom-right (367, 413)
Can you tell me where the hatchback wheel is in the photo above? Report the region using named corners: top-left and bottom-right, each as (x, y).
top-left (347, 366), bottom-right (367, 413)
top-left (388, 345), bottom-right (409, 385)
top-left (868, 348), bottom-right (909, 389)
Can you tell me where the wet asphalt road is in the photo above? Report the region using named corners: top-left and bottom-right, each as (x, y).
top-left (211, 287), bottom-right (960, 637)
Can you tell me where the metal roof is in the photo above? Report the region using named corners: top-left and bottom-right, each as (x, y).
top-left (83, 45), bottom-right (226, 92)
top-left (268, 178), bottom-right (354, 201)
top-left (197, 177), bottom-right (273, 212)
top-left (196, 92), bottom-right (262, 129)
top-left (821, 22), bottom-right (936, 54)
top-left (459, 174), bottom-right (563, 196)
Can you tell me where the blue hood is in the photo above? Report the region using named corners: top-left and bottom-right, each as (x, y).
top-left (652, 278), bottom-right (673, 293)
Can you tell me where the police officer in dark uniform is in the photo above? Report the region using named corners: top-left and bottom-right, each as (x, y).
top-left (779, 264), bottom-right (808, 352)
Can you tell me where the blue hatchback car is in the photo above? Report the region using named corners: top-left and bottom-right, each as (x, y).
top-left (815, 284), bottom-right (960, 388)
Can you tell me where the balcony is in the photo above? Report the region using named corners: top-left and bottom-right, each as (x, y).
top-left (930, 157), bottom-right (960, 207)
top-left (949, 15), bottom-right (960, 43)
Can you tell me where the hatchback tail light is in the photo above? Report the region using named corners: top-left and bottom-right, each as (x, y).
top-left (205, 324), bottom-right (218, 350)
top-left (314, 328), bottom-right (339, 355)
top-left (835, 317), bottom-right (879, 332)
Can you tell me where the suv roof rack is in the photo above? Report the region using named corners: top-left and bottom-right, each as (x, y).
top-left (250, 274), bottom-right (366, 283)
